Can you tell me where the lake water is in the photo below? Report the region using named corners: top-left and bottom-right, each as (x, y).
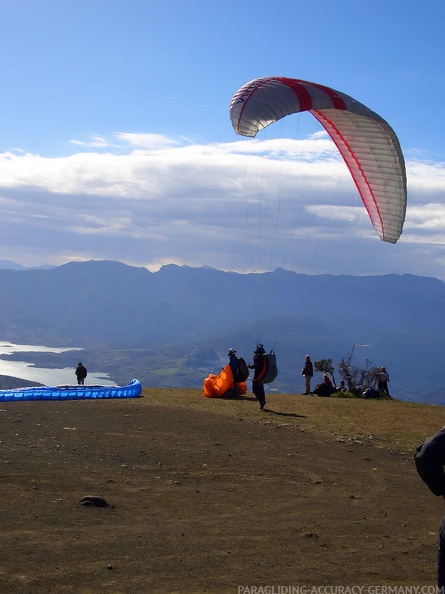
top-left (0, 341), bottom-right (114, 386)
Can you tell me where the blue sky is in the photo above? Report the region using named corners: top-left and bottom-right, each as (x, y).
top-left (0, 0), bottom-right (444, 279)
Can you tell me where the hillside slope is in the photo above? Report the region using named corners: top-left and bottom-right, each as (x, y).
top-left (0, 389), bottom-right (442, 592)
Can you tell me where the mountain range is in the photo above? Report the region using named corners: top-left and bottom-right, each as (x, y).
top-left (0, 260), bottom-right (442, 405)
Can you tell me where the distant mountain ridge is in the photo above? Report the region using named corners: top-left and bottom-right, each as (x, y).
top-left (0, 260), bottom-right (54, 271)
top-left (0, 260), bottom-right (443, 405)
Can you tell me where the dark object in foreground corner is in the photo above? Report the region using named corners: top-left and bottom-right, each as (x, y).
top-left (414, 426), bottom-right (445, 589)
top-left (414, 425), bottom-right (445, 496)
top-left (79, 496), bottom-right (110, 508)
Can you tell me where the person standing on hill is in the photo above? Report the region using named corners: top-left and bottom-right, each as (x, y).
top-left (248, 344), bottom-right (267, 411)
top-left (302, 354), bottom-right (313, 395)
top-left (377, 366), bottom-right (390, 396)
top-left (228, 348), bottom-right (239, 377)
top-left (75, 362), bottom-right (87, 386)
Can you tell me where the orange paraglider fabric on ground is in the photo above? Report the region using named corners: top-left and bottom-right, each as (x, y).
top-left (203, 375), bottom-right (219, 397)
top-left (235, 381), bottom-right (247, 396)
top-left (203, 365), bottom-right (233, 397)
top-left (203, 365), bottom-right (247, 398)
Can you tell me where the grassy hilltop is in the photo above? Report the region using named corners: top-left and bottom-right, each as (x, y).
top-left (0, 387), bottom-right (444, 592)
top-left (145, 387), bottom-right (445, 453)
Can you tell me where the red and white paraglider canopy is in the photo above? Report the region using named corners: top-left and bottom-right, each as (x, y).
top-left (230, 77), bottom-right (407, 244)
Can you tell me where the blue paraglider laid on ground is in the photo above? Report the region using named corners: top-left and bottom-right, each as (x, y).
top-left (0, 379), bottom-right (142, 402)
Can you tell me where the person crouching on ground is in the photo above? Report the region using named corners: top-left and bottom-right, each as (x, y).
top-left (312, 374), bottom-right (334, 397)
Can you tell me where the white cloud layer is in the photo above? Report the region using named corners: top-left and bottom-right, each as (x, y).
top-left (0, 132), bottom-right (444, 279)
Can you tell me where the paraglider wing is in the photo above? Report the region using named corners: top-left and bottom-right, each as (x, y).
top-left (203, 365), bottom-right (247, 398)
top-left (230, 77), bottom-right (407, 243)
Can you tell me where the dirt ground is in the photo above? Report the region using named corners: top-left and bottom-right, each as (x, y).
top-left (0, 388), bottom-right (444, 594)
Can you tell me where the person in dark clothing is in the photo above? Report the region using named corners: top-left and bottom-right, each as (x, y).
top-left (302, 354), bottom-right (313, 395)
top-left (222, 348), bottom-right (241, 398)
top-left (248, 344), bottom-right (266, 410)
top-left (414, 426), bottom-right (445, 588)
top-left (336, 380), bottom-right (347, 393)
top-left (75, 362), bottom-right (87, 386)
top-left (228, 348), bottom-right (239, 376)
top-left (377, 366), bottom-right (390, 396)
top-left (312, 374), bottom-right (334, 397)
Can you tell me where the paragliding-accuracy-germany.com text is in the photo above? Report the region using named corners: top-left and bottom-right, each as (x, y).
top-left (237, 587), bottom-right (439, 594)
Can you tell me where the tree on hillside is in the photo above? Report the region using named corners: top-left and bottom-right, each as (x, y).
top-left (337, 356), bottom-right (379, 393)
top-left (314, 358), bottom-right (336, 387)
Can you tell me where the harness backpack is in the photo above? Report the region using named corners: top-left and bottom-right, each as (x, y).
top-left (233, 357), bottom-right (249, 383)
top-left (256, 351), bottom-right (278, 385)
